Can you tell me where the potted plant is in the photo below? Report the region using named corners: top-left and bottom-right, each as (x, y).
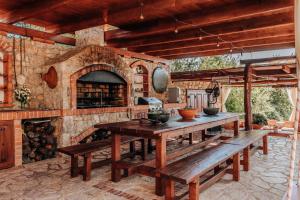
top-left (252, 113), bottom-right (267, 129)
top-left (14, 85), bottom-right (31, 109)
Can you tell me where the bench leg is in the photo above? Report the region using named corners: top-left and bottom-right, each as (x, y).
top-left (165, 179), bottom-right (175, 200)
top-left (263, 135), bottom-right (268, 155)
top-left (189, 133), bottom-right (194, 144)
top-left (71, 155), bottom-right (79, 178)
top-left (233, 153), bottom-right (240, 181)
top-left (83, 153), bottom-right (92, 181)
top-left (189, 179), bottom-right (200, 200)
top-left (243, 146), bottom-right (250, 171)
top-left (129, 141), bottom-right (136, 159)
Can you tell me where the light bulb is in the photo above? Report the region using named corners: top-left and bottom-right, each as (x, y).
top-left (199, 36), bottom-right (203, 40)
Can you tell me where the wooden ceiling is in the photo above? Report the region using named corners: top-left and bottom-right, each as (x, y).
top-left (0, 0), bottom-right (295, 58)
top-left (171, 56), bottom-right (297, 87)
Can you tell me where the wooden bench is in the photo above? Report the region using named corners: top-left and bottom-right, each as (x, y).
top-left (161, 130), bottom-right (269, 200)
top-left (58, 136), bottom-right (145, 181)
top-left (222, 130), bottom-right (269, 171)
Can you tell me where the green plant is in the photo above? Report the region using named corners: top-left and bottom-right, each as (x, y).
top-left (252, 113), bottom-right (267, 125)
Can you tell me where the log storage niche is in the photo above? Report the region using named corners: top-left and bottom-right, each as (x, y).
top-left (22, 119), bottom-right (57, 164)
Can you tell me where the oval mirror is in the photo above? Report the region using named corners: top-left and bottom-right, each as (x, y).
top-left (152, 66), bottom-right (168, 93)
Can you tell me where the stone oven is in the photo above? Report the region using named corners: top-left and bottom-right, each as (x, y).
top-left (76, 70), bottom-right (128, 109)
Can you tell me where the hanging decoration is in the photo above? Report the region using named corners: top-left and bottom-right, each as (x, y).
top-left (42, 66), bottom-right (58, 89)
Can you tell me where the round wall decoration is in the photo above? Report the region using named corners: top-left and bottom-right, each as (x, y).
top-left (42, 66), bottom-right (58, 89)
top-left (152, 66), bottom-right (168, 93)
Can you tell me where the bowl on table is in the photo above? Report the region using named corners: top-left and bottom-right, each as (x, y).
top-left (203, 107), bottom-right (219, 115)
top-left (148, 112), bottom-right (170, 124)
top-left (178, 108), bottom-right (198, 120)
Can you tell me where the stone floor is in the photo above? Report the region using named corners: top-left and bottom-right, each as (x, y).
top-left (0, 136), bottom-right (299, 200)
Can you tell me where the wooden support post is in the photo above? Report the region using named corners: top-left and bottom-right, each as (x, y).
top-left (244, 64), bottom-right (252, 131)
top-left (165, 179), bottom-right (175, 200)
top-left (262, 135), bottom-right (268, 155)
top-left (111, 133), bottom-right (121, 182)
top-left (189, 132), bottom-right (194, 144)
top-left (83, 153), bottom-right (92, 181)
top-left (70, 155), bottom-right (79, 178)
top-left (243, 146), bottom-right (250, 171)
top-left (233, 153), bottom-right (240, 181)
top-left (155, 136), bottom-right (167, 196)
top-left (189, 179), bottom-right (200, 200)
top-left (234, 120), bottom-right (239, 136)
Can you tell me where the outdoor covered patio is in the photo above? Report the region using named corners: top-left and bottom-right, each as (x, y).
top-left (0, 0), bottom-right (299, 200)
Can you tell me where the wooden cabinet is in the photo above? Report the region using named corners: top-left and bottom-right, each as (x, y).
top-left (0, 120), bottom-right (14, 169)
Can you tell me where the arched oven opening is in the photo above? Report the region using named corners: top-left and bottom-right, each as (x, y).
top-left (76, 70), bottom-right (127, 109)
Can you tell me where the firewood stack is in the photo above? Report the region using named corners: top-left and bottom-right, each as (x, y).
top-left (22, 120), bottom-right (57, 164)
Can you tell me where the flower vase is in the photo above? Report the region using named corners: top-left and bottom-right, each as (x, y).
top-left (21, 102), bottom-right (27, 109)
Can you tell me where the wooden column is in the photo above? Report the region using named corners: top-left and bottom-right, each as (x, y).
top-left (155, 136), bottom-right (167, 196)
top-left (111, 133), bottom-right (121, 182)
top-left (244, 64), bottom-right (252, 131)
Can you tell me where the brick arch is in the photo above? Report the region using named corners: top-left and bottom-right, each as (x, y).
top-left (70, 64), bottom-right (131, 109)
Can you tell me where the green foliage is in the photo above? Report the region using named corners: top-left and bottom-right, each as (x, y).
top-left (226, 88), bottom-right (292, 121)
top-left (252, 113), bottom-right (267, 125)
top-left (170, 55), bottom-right (239, 72)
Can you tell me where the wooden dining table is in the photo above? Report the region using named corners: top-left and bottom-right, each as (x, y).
top-left (95, 112), bottom-right (240, 196)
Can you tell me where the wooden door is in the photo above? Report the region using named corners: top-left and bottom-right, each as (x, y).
top-left (0, 120), bottom-right (14, 169)
top-left (186, 89), bottom-right (208, 112)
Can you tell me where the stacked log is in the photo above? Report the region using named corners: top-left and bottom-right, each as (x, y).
top-left (22, 120), bottom-right (57, 164)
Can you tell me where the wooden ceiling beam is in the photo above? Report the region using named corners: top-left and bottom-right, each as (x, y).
top-left (133, 24), bottom-right (294, 53)
top-left (0, 22), bottom-right (75, 45)
top-left (55, 0), bottom-right (214, 34)
top-left (151, 35), bottom-right (294, 57)
top-left (0, 0), bottom-right (73, 24)
top-left (105, 0), bottom-right (293, 41)
top-left (162, 42), bottom-right (295, 59)
top-left (106, 13), bottom-right (293, 48)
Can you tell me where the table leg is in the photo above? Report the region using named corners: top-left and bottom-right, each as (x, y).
top-left (234, 120), bottom-right (239, 136)
top-left (111, 133), bottom-right (121, 182)
top-left (189, 179), bottom-right (200, 200)
top-left (155, 136), bottom-right (167, 196)
top-left (263, 135), bottom-right (268, 155)
top-left (71, 155), bottom-right (79, 178)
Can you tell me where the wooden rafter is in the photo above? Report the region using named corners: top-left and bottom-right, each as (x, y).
top-left (1, 0), bottom-right (73, 24)
top-left (0, 22), bottom-right (75, 45)
top-left (140, 28), bottom-right (294, 55)
top-left (105, 0), bottom-right (293, 41)
top-left (158, 36), bottom-right (294, 58)
top-left (163, 42), bottom-right (295, 59)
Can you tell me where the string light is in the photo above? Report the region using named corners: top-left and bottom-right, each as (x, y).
top-left (140, 1), bottom-right (144, 20)
top-left (174, 27), bottom-right (178, 34)
top-left (173, 17), bottom-right (245, 55)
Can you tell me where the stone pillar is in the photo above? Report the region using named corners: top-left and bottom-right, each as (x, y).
top-left (75, 26), bottom-right (105, 47)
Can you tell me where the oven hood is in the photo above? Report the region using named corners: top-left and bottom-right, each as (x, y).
top-left (78, 70), bottom-right (126, 84)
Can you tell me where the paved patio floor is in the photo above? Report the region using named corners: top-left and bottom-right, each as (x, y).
top-left (0, 136), bottom-right (298, 200)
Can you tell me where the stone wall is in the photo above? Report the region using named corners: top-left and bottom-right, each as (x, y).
top-left (0, 35), bottom-right (71, 110)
